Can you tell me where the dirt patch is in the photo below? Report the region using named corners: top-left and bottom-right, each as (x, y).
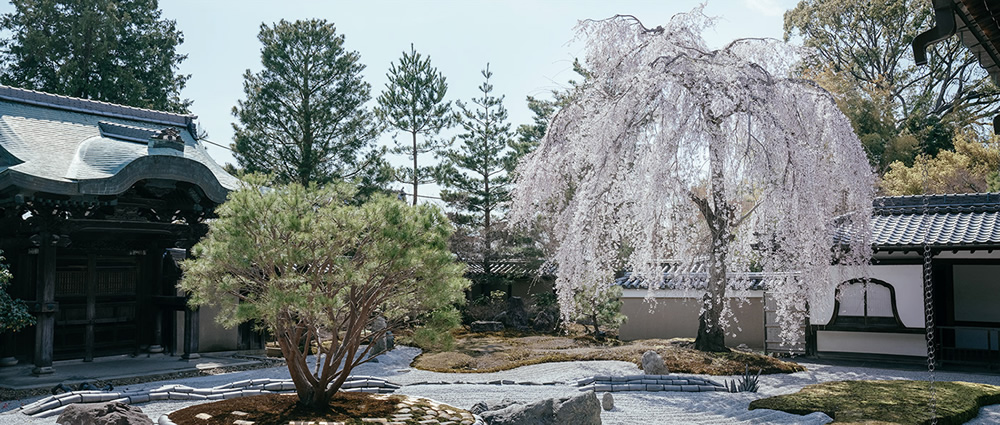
top-left (169, 392), bottom-right (400, 425)
top-left (412, 333), bottom-right (805, 375)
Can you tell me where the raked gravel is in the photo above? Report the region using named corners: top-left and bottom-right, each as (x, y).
top-left (4, 346), bottom-right (1000, 424)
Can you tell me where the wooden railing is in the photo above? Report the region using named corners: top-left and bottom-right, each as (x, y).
top-left (937, 326), bottom-right (1000, 369)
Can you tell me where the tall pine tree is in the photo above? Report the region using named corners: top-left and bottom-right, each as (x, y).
top-left (438, 64), bottom-right (516, 282)
top-left (0, 0), bottom-right (190, 112)
top-left (375, 44), bottom-right (452, 205)
top-left (232, 19), bottom-right (385, 190)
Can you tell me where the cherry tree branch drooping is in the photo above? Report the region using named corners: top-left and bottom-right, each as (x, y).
top-left (510, 10), bottom-right (875, 352)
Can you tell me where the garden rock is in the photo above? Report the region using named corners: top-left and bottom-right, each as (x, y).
top-left (368, 316), bottom-right (394, 355)
top-left (505, 296), bottom-right (529, 329)
top-left (470, 320), bottom-right (504, 332)
top-left (532, 309), bottom-right (556, 332)
top-left (470, 399), bottom-right (516, 415)
top-left (641, 350), bottom-right (669, 375)
top-left (479, 392), bottom-right (601, 425)
top-left (601, 392), bottom-right (614, 411)
top-left (56, 402), bottom-right (152, 425)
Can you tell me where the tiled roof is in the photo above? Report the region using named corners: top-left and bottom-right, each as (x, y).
top-left (615, 262), bottom-right (770, 290)
top-left (0, 85), bottom-right (238, 203)
top-left (465, 261), bottom-right (554, 277)
top-left (872, 193), bottom-right (1000, 249)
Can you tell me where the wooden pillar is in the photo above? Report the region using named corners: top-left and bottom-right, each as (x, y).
top-left (148, 253), bottom-right (164, 353)
top-left (181, 306), bottom-right (199, 360)
top-left (32, 232), bottom-right (56, 375)
top-left (84, 254), bottom-right (96, 362)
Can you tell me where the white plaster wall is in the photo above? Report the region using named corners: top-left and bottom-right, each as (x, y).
top-left (810, 264), bottom-right (923, 328)
top-left (199, 304), bottom-right (238, 352)
top-left (817, 330), bottom-right (927, 357)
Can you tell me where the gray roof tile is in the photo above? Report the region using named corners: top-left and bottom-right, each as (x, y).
top-left (872, 193), bottom-right (1000, 248)
top-left (0, 85), bottom-right (238, 202)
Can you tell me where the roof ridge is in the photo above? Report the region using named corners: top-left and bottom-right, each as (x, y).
top-left (0, 85), bottom-right (196, 127)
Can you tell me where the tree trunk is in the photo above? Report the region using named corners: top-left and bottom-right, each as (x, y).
top-left (279, 332), bottom-right (331, 409)
top-left (411, 131), bottom-right (418, 205)
top-left (694, 124), bottom-right (731, 353)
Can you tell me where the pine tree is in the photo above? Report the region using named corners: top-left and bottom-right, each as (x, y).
top-left (0, 0), bottom-right (190, 112)
top-left (232, 19), bottom-right (385, 189)
top-left (438, 64), bottom-right (517, 281)
top-left (376, 44), bottom-right (453, 205)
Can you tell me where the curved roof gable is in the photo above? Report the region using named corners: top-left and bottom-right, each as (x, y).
top-left (0, 85), bottom-right (238, 203)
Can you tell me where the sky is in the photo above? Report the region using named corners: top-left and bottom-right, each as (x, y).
top-left (1, 0), bottom-right (802, 201)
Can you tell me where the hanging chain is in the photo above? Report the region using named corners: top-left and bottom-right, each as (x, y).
top-left (921, 154), bottom-right (937, 424)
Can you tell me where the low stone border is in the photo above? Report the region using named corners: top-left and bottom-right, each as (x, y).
top-left (18, 376), bottom-right (400, 419)
top-left (576, 374), bottom-right (728, 392)
top-left (155, 394), bottom-right (485, 425)
top-left (409, 379), bottom-right (565, 386)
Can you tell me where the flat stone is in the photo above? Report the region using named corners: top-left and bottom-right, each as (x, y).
top-left (232, 410), bottom-right (249, 416)
top-left (196, 413), bottom-right (212, 420)
top-left (233, 420), bottom-right (254, 425)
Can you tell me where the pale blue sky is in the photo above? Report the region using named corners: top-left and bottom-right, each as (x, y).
top-left (2, 0), bottom-right (801, 200)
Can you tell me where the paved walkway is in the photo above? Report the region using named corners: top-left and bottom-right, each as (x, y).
top-left (0, 352), bottom-right (262, 391)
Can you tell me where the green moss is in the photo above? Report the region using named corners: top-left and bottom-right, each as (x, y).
top-left (749, 380), bottom-right (1000, 424)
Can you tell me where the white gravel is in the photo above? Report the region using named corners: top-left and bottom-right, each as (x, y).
top-left (3, 347), bottom-right (1000, 424)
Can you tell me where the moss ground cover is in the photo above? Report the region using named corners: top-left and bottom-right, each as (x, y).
top-left (749, 380), bottom-right (1000, 424)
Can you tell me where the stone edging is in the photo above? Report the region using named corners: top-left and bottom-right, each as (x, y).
top-left (155, 394), bottom-right (486, 425)
top-left (18, 376), bottom-right (399, 418)
top-left (576, 374), bottom-right (729, 392)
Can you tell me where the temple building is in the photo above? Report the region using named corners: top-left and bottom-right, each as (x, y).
top-left (0, 86), bottom-right (258, 374)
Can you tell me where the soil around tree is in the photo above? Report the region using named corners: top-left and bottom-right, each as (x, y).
top-left (410, 331), bottom-right (805, 375)
top-left (169, 392), bottom-right (401, 425)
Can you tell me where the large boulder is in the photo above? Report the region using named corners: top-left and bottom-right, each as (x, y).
top-left (531, 309), bottom-right (557, 332)
top-left (479, 392), bottom-right (601, 425)
top-left (56, 402), bottom-right (152, 425)
top-left (368, 315), bottom-right (394, 355)
top-left (641, 350), bottom-right (669, 375)
top-left (505, 296), bottom-right (529, 329)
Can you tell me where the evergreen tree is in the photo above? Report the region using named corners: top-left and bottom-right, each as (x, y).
top-left (438, 64), bottom-right (517, 280)
top-left (513, 59), bottom-right (589, 160)
top-left (375, 44), bottom-right (452, 205)
top-left (180, 176), bottom-right (467, 409)
top-left (0, 0), bottom-right (190, 112)
top-left (232, 19), bottom-right (385, 190)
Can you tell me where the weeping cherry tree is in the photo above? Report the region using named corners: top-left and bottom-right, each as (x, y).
top-left (510, 10), bottom-right (875, 352)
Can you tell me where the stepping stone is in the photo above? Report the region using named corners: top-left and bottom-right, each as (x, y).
top-left (196, 413), bottom-right (212, 420)
top-left (232, 411), bottom-right (249, 416)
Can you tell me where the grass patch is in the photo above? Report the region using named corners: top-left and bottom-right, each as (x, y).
top-left (411, 332), bottom-right (804, 375)
top-left (749, 380), bottom-right (1000, 424)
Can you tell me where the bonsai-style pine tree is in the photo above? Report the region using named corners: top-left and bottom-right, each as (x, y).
top-left (376, 44), bottom-right (453, 205)
top-left (511, 10), bottom-right (874, 352)
top-left (179, 176), bottom-right (468, 408)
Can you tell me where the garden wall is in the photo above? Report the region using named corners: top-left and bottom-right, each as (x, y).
top-left (618, 289), bottom-right (765, 348)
